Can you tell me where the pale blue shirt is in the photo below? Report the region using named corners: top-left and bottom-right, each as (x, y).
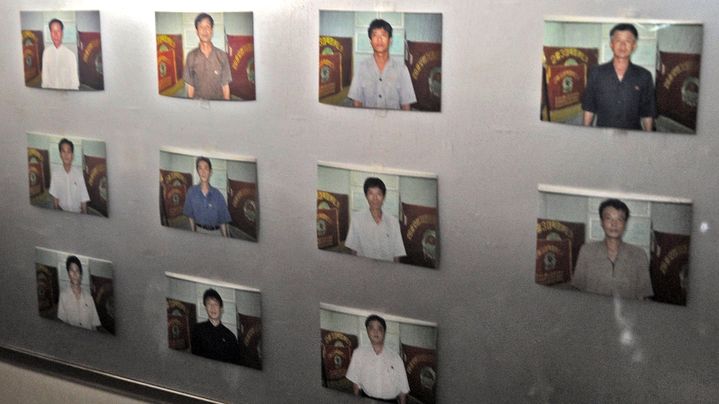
top-left (348, 56), bottom-right (416, 109)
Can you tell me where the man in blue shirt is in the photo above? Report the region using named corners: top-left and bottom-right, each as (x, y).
top-left (183, 156), bottom-right (232, 237)
top-left (581, 23), bottom-right (656, 131)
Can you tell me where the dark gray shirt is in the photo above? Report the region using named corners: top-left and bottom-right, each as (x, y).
top-left (581, 61), bottom-right (656, 130)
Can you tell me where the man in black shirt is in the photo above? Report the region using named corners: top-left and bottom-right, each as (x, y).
top-left (581, 23), bottom-right (656, 131)
top-left (190, 288), bottom-right (241, 364)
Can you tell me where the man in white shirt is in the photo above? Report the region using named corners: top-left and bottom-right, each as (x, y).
top-left (49, 138), bottom-right (90, 213)
top-left (346, 314), bottom-right (410, 403)
top-left (57, 255), bottom-right (101, 331)
top-left (41, 18), bottom-right (80, 90)
top-left (344, 177), bottom-right (407, 262)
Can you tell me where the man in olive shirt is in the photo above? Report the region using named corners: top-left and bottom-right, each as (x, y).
top-left (571, 198), bottom-right (653, 300)
top-left (183, 13), bottom-right (232, 100)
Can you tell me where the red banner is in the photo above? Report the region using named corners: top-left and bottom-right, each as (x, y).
top-left (36, 264), bottom-right (58, 318)
top-left (402, 344), bottom-right (437, 404)
top-left (319, 53), bottom-right (342, 98)
top-left (656, 51), bottom-right (700, 131)
top-left (167, 299), bottom-right (196, 350)
top-left (28, 147), bottom-right (49, 199)
top-left (545, 64), bottom-right (587, 110)
top-left (77, 31), bottom-right (104, 90)
top-left (83, 155), bottom-right (108, 217)
top-left (227, 179), bottom-right (258, 240)
top-left (159, 170), bottom-right (192, 220)
top-left (317, 208), bottom-right (340, 249)
top-left (317, 191), bottom-right (349, 242)
top-left (541, 46), bottom-right (598, 121)
top-left (400, 203), bottom-right (439, 269)
top-left (238, 313), bottom-right (262, 369)
top-left (536, 218), bottom-right (585, 271)
top-left (650, 230), bottom-right (690, 305)
top-left (156, 34), bottom-right (183, 93)
top-left (405, 41), bottom-right (441, 112)
top-left (91, 275), bottom-right (114, 334)
top-left (535, 239), bottom-right (573, 285)
top-left (321, 329), bottom-right (358, 381)
top-left (227, 35), bottom-right (256, 100)
top-left (320, 36), bottom-right (352, 87)
top-left (22, 30), bottom-right (43, 85)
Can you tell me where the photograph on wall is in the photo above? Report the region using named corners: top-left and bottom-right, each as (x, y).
top-left (36, 247), bottom-right (115, 334)
top-left (155, 12), bottom-right (255, 101)
top-left (540, 18), bottom-right (703, 134)
top-left (27, 132), bottom-right (108, 217)
top-left (160, 148), bottom-right (258, 241)
top-left (319, 11), bottom-right (442, 112)
top-left (166, 272), bottom-right (262, 369)
top-left (317, 162), bottom-right (439, 269)
top-left (20, 11), bottom-right (104, 91)
top-left (320, 303), bottom-right (438, 403)
top-left (536, 184), bottom-right (692, 305)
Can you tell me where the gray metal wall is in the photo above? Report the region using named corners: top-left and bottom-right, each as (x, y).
top-left (1, 1), bottom-right (717, 403)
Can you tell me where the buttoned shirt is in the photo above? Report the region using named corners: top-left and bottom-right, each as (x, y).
top-left (183, 45), bottom-right (232, 100)
top-left (344, 209), bottom-right (406, 261)
top-left (581, 61), bottom-right (656, 130)
top-left (346, 345), bottom-right (410, 400)
top-left (348, 56), bottom-right (416, 109)
top-left (571, 241), bottom-right (653, 300)
top-left (41, 44), bottom-right (80, 90)
top-left (183, 185), bottom-right (231, 227)
top-left (49, 165), bottom-right (90, 213)
top-left (57, 286), bottom-right (101, 330)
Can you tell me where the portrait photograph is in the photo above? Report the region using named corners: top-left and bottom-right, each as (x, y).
top-left (20, 11), bottom-right (104, 91)
top-left (36, 247), bottom-right (115, 334)
top-left (540, 18), bottom-right (703, 134)
top-left (155, 12), bottom-right (255, 101)
top-left (317, 162), bottom-right (439, 269)
top-left (320, 303), bottom-right (438, 404)
top-left (165, 272), bottom-right (262, 369)
top-left (159, 148), bottom-right (258, 241)
top-left (536, 184), bottom-right (692, 305)
top-left (319, 11), bottom-right (442, 112)
top-left (27, 132), bottom-right (108, 217)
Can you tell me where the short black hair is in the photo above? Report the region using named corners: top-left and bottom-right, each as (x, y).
top-left (194, 13), bottom-right (214, 29)
top-left (196, 156), bottom-right (212, 171)
top-left (363, 177), bottom-right (386, 196)
top-left (365, 314), bottom-right (386, 332)
top-left (65, 255), bottom-right (82, 275)
top-left (610, 23), bottom-right (638, 41)
top-left (202, 288), bottom-right (223, 307)
top-left (367, 19), bottom-right (393, 39)
top-left (58, 138), bottom-right (74, 153)
top-left (599, 198), bottom-right (630, 221)
top-left (48, 18), bottom-right (64, 31)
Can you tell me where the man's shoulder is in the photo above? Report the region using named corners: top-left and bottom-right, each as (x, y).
top-left (629, 63), bottom-right (653, 80)
top-left (186, 47), bottom-right (202, 59)
top-left (622, 242), bottom-right (647, 258)
top-left (580, 241), bottom-right (604, 254)
top-left (212, 46), bottom-right (229, 57)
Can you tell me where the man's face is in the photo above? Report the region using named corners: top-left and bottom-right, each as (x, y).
top-left (197, 160), bottom-right (211, 183)
top-left (600, 206), bottom-right (627, 241)
top-left (49, 21), bottom-right (63, 48)
top-left (60, 143), bottom-right (74, 167)
top-left (370, 28), bottom-right (391, 54)
top-left (196, 18), bottom-right (214, 44)
top-left (204, 298), bottom-right (222, 322)
top-left (609, 30), bottom-right (637, 60)
top-left (67, 263), bottom-right (81, 286)
top-left (365, 187), bottom-right (385, 210)
top-left (366, 320), bottom-right (386, 346)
